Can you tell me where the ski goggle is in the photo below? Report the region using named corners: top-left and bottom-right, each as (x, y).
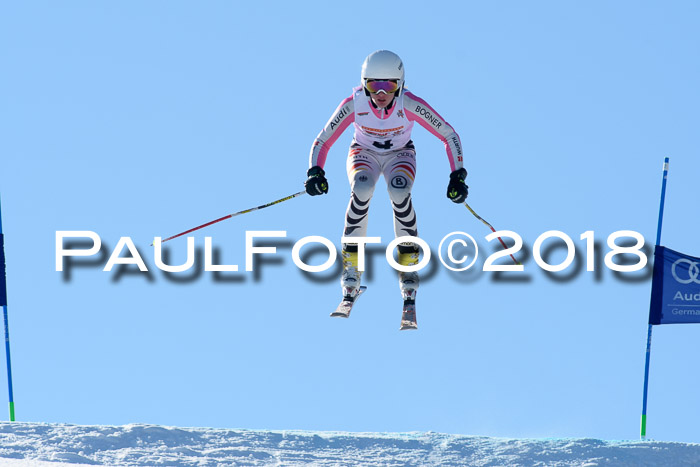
top-left (364, 80), bottom-right (399, 94)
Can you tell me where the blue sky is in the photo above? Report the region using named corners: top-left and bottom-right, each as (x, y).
top-left (2, 1), bottom-right (700, 443)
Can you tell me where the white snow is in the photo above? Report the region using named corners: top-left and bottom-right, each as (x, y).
top-left (0, 422), bottom-right (699, 466)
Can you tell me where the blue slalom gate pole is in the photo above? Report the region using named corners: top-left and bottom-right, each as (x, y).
top-left (0, 196), bottom-right (15, 421)
top-left (641, 157), bottom-right (670, 439)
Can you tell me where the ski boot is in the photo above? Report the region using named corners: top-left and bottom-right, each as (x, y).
top-left (331, 249), bottom-right (364, 318)
top-left (398, 246), bottom-right (419, 330)
top-left (341, 249), bottom-right (362, 299)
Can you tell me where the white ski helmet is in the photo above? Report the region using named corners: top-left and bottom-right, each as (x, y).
top-left (361, 50), bottom-right (404, 94)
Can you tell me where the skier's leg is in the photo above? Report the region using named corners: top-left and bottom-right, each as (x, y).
top-left (385, 149), bottom-right (418, 238)
top-left (341, 146), bottom-right (381, 298)
top-left (383, 149), bottom-right (420, 301)
top-left (344, 146), bottom-right (381, 237)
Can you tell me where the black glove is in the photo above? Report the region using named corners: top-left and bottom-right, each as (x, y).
top-left (305, 166), bottom-right (328, 196)
top-left (446, 168), bottom-right (468, 203)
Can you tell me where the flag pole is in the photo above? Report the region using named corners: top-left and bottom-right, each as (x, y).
top-left (641, 157), bottom-right (670, 439)
top-left (0, 195), bottom-right (15, 421)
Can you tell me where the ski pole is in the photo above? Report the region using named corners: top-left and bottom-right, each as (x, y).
top-left (157, 190), bottom-right (307, 244)
top-left (464, 202), bottom-right (521, 265)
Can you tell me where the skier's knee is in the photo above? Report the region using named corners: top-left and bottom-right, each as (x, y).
top-left (387, 176), bottom-right (413, 202)
top-left (350, 175), bottom-right (376, 200)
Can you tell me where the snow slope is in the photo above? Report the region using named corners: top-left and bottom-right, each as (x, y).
top-left (0, 422), bottom-right (699, 466)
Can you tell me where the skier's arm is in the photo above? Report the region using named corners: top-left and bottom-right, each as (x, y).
top-left (403, 91), bottom-right (464, 172)
top-left (309, 95), bottom-right (355, 169)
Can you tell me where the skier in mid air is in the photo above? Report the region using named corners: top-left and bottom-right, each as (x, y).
top-left (304, 50), bottom-right (468, 330)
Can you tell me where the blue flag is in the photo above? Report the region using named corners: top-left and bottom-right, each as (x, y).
top-left (649, 246), bottom-right (700, 325)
